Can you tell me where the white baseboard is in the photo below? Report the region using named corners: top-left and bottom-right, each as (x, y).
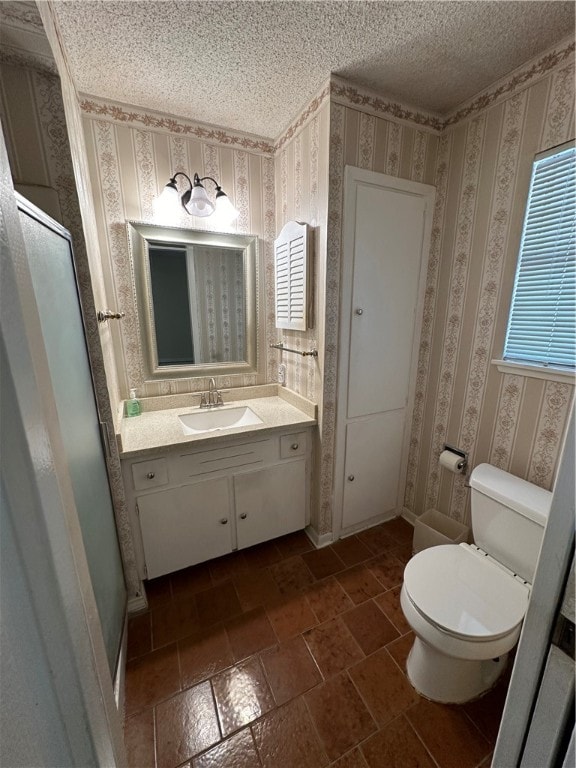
top-left (401, 507), bottom-right (417, 525)
top-left (305, 526), bottom-right (333, 549)
top-left (127, 594), bottom-right (148, 614)
top-left (113, 615), bottom-right (127, 716)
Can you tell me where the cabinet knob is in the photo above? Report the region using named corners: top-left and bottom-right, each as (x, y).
top-left (220, 518), bottom-right (228, 525)
top-left (240, 513), bottom-right (247, 520)
top-left (348, 474), bottom-right (355, 481)
top-left (291, 443), bottom-right (299, 450)
top-left (355, 308), bottom-right (364, 316)
top-left (147, 472), bottom-right (155, 479)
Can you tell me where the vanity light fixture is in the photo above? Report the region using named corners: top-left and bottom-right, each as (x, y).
top-left (154, 171), bottom-right (239, 222)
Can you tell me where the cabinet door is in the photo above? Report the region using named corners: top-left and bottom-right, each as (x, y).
top-left (343, 412), bottom-right (405, 528)
top-left (234, 462), bottom-right (306, 549)
top-left (137, 477), bottom-right (231, 578)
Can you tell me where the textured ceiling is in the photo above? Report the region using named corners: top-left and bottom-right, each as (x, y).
top-left (43, 1), bottom-right (576, 138)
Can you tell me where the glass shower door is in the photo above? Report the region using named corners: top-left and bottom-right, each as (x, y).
top-left (17, 195), bottom-right (126, 676)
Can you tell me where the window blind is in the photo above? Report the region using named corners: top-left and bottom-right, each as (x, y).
top-left (504, 145), bottom-right (575, 369)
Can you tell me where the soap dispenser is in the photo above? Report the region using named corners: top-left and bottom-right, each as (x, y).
top-left (126, 388), bottom-right (141, 417)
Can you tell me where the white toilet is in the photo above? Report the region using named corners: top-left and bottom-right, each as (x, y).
top-left (400, 463), bottom-right (552, 704)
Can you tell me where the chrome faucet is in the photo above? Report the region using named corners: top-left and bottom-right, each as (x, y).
top-left (200, 377), bottom-right (224, 408)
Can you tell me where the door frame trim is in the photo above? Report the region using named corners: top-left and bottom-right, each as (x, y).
top-left (333, 166), bottom-right (436, 540)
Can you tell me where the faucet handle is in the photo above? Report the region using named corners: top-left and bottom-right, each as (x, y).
top-left (216, 391), bottom-right (224, 405)
top-left (200, 392), bottom-right (207, 407)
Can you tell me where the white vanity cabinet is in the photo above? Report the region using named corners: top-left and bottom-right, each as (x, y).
top-left (136, 477), bottom-right (232, 580)
top-left (122, 428), bottom-right (311, 579)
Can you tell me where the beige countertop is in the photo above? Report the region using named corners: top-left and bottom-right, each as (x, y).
top-left (118, 390), bottom-right (317, 458)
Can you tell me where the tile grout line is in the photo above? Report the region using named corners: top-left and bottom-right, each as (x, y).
top-left (300, 685), bottom-right (334, 765)
top-left (383, 636), bottom-right (413, 678)
top-left (461, 705), bottom-right (495, 751)
top-left (345, 666), bottom-right (382, 739)
top-left (403, 708), bottom-right (444, 768)
top-left (152, 705), bottom-right (159, 768)
top-left (248, 721), bottom-right (265, 767)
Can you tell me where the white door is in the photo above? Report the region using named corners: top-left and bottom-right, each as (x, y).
top-left (336, 167), bottom-right (435, 535)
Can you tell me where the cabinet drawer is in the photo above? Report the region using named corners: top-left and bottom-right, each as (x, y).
top-left (132, 458), bottom-right (168, 490)
top-left (280, 432), bottom-right (307, 459)
top-left (178, 438), bottom-right (274, 479)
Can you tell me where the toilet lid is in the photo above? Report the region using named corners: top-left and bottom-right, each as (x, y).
top-left (403, 544), bottom-right (530, 640)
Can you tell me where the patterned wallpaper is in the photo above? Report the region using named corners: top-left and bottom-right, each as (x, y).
top-left (81, 114), bottom-right (276, 401)
top-left (274, 97), bottom-right (330, 407)
top-left (274, 96), bottom-right (330, 535)
top-left (404, 57), bottom-right (575, 526)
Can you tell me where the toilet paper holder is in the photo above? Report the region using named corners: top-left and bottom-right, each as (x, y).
top-left (442, 443), bottom-right (468, 473)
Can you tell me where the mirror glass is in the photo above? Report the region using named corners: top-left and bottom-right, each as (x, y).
top-left (128, 222), bottom-right (260, 379)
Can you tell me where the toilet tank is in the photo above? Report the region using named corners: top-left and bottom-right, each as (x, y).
top-left (470, 464), bottom-right (552, 583)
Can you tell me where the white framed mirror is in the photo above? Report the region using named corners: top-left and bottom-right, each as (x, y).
top-left (127, 221), bottom-right (262, 380)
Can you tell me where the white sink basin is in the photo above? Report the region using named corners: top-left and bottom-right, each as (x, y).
top-left (178, 406), bottom-right (263, 435)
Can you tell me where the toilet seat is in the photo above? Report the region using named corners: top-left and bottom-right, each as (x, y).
top-left (403, 543), bottom-right (530, 642)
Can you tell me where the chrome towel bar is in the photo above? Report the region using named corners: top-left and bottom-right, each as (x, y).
top-left (270, 342), bottom-right (318, 357)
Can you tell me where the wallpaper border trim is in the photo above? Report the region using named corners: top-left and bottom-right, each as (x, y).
top-left (444, 37), bottom-right (575, 129)
top-left (329, 76), bottom-right (443, 134)
top-left (79, 96), bottom-right (276, 155)
top-left (274, 81), bottom-right (332, 151)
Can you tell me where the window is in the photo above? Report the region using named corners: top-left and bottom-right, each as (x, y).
top-left (503, 143), bottom-right (575, 372)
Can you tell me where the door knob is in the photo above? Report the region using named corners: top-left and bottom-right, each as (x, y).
top-left (291, 443), bottom-right (299, 450)
top-left (348, 474), bottom-right (355, 481)
top-left (240, 513), bottom-right (247, 520)
top-left (220, 518), bottom-right (228, 525)
top-left (355, 308), bottom-right (364, 315)
top-left (146, 472), bottom-right (155, 479)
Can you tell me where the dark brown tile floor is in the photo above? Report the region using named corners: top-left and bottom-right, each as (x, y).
top-left (125, 520), bottom-right (507, 767)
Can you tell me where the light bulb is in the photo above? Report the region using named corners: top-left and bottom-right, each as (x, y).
top-left (186, 183), bottom-right (215, 217)
top-left (214, 191), bottom-right (239, 223)
top-left (153, 181), bottom-right (180, 223)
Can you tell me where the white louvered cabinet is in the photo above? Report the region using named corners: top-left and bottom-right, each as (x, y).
top-left (274, 220), bottom-right (312, 331)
